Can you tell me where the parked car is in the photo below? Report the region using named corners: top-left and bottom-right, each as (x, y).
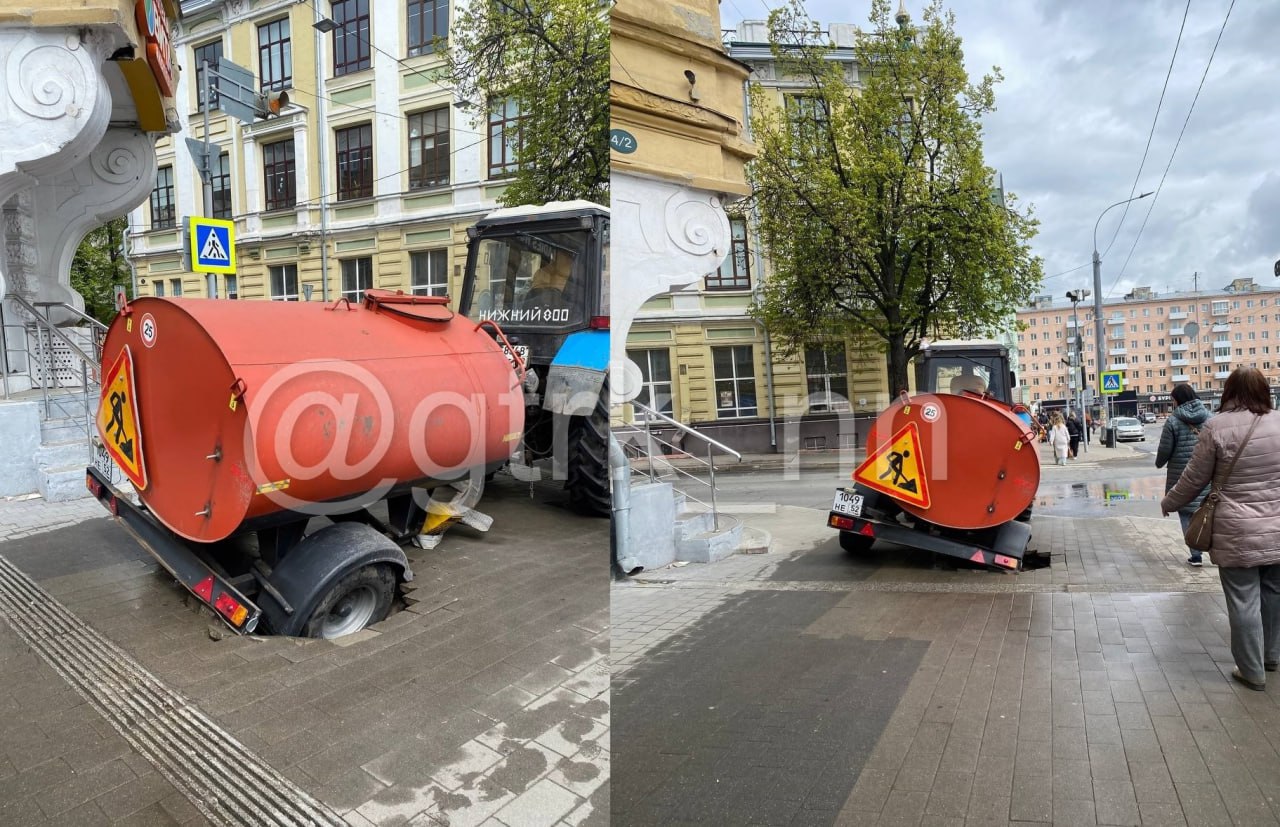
top-left (1113, 417), bottom-right (1146, 441)
top-left (1141, 411), bottom-right (1157, 424)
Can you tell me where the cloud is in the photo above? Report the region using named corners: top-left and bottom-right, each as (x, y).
top-left (719, 0), bottom-right (1279, 296)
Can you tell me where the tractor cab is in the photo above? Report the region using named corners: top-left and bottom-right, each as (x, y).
top-left (915, 340), bottom-right (1015, 405)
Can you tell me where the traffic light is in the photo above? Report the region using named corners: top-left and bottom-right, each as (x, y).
top-left (258, 90), bottom-right (290, 118)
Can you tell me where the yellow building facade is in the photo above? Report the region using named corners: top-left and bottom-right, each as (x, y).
top-left (129, 0), bottom-right (510, 305)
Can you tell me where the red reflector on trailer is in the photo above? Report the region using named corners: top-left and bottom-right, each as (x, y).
top-left (970, 551), bottom-right (985, 563)
top-left (107, 497), bottom-right (118, 516)
top-left (193, 576), bottom-right (214, 602)
top-left (86, 475), bottom-right (100, 497)
top-left (213, 592), bottom-right (247, 627)
top-left (994, 554), bottom-right (1019, 569)
top-left (588, 315), bottom-right (609, 330)
top-left (859, 522), bottom-right (875, 537)
top-left (829, 514), bottom-right (854, 530)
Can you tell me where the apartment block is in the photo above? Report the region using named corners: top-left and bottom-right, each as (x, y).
top-left (1017, 277), bottom-right (1280, 413)
top-left (128, 0), bottom-right (511, 304)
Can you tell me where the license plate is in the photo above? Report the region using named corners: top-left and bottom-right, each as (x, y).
top-left (93, 439), bottom-right (118, 485)
top-left (832, 489), bottom-right (863, 517)
top-left (502, 343), bottom-right (529, 368)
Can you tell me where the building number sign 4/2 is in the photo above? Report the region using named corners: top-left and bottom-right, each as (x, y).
top-left (610, 129), bottom-right (638, 155)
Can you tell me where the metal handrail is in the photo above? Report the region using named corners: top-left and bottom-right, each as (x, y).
top-left (628, 399), bottom-right (742, 527)
top-left (33, 301), bottom-right (108, 334)
top-left (9, 294), bottom-right (101, 384)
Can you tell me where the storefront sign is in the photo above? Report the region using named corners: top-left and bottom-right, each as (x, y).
top-left (135, 0), bottom-right (175, 97)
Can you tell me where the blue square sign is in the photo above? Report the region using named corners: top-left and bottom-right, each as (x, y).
top-left (189, 217), bottom-right (236, 274)
top-left (1100, 371), bottom-right (1123, 394)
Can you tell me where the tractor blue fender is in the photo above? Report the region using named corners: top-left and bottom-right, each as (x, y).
top-left (545, 329), bottom-right (609, 416)
top-left (257, 521), bottom-right (412, 636)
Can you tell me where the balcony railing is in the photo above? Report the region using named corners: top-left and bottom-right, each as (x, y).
top-left (1170, 343), bottom-right (1189, 352)
top-left (1173, 373), bottom-right (1190, 382)
top-left (1108, 362), bottom-right (1128, 371)
top-left (1170, 358), bottom-right (1189, 367)
top-left (1214, 355), bottom-right (1232, 364)
top-left (1169, 310), bottom-right (1188, 320)
top-left (1212, 323), bottom-right (1230, 333)
top-left (1170, 326), bottom-right (1185, 336)
top-left (1215, 370), bottom-right (1231, 379)
top-left (1108, 347), bottom-right (1127, 356)
top-left (1212, 305), bottom-right (1230, 316)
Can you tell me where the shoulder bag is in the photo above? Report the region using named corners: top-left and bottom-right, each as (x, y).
top-left (1184, 415), bottom-right (1261, 552)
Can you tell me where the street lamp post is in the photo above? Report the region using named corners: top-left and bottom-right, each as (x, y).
top-left (1066, 289), bottom-right (1089, 452)
top-left (1092, 192), bottom-right (1153, 435)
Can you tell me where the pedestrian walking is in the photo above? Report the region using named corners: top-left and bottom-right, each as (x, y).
top-left (1048, 412), bottom-right (1070, 465)
top-left (1161, 367), bottom-right (1280, 691)
top-left (1155, 383), bottom-right (1212, 566)
top-left (1066, 414), bottom-right (1082, 459)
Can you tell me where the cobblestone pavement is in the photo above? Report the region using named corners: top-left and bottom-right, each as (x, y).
top-left (613, 503), bottom-right (1280, 825)
top-left (0, 475), bottom-right (609, 826)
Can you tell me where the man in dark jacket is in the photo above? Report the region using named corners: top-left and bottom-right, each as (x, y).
top-left (1066, 414), bottom-right (1082, 458)
top-left (1156, 383), bottom-right (1213, 565)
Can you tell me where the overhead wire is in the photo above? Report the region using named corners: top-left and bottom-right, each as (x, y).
top-left (1106, 0), bottom-right (1236, 298)
top-left (1100, 0), bottom-right (1191, 259)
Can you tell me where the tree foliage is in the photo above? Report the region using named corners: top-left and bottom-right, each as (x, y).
top-left (69, 218), bottom-right (130, 323)
top-left (440, 0), bottom-right (609, 207)
top-left (748, 0), bottom-right (1041, 393)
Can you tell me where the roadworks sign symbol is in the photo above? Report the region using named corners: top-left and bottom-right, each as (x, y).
top-left (854, 421), bottom-right (931, 508)
top-left (189, 216), bottom-right (236, 274)
top-left (96, 346), bottom-right (148, 490)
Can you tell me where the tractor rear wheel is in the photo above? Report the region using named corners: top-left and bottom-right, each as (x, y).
top-left (566, 383), bottom-right (611, 517)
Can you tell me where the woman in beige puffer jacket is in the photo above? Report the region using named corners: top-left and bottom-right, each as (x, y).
top-left (1161, 367), bottom-right (1280, 691)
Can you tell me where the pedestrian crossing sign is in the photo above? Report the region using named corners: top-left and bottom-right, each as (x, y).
top-left (189, 216), bottom-right (236, 274)
top-left (853, 421), bottom-right (931, 509)
top-left (1100, 371), bottom-right (1123, 395)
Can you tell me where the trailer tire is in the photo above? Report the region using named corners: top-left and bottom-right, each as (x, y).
top-left (300, 563), bottom-right (396, 639)
top-left (566, 383), bottom-right (611, 517)
top-left (840, 530), bottom-right (875, 554)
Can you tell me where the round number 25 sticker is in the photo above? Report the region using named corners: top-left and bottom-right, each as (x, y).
top-left (921, 402), bottom-right (941, 422)
top-left (140, 313), bottom-right (158, 348)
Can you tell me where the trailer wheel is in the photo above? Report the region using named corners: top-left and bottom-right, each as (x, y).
top-left (840, 531), bottom-right (875, 554)
top-left (301, 563), bottom-right (395, 639)
top-left (566, 382), bottom-right (611, 517)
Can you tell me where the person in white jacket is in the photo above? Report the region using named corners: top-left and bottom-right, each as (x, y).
top-left (1048, 412), bottom-right (1070, 466)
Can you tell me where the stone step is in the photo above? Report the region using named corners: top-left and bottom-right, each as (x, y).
top-left (35, 440), bottom-right (92, 470)
top-left (38, 465), bottom-right (91, 502)
top-left (676, 515), bottom-right (744, 564)
top-left (674, 509), bottom-right (713, 540)
top-left (40, 418), bottom-right (91, 444)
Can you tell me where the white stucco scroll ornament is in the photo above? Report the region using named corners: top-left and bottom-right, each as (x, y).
top-left (0, 28), bottom-right (115, 302)
top-left (609, 173), bottom-right (733, 405)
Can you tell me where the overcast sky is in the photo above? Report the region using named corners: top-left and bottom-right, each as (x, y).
top-left (719, 0), bottom-right (1280, 302)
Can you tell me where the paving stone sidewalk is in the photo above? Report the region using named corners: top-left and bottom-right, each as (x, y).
top-left (0, 478), bottom-right (609, 827)
top-left (613, 504), bottom-right (1280, 825)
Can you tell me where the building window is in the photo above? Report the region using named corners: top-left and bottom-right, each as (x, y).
top-left (626, 349), bottom-right (673, 414)
top-left (210, 152), bottom-right (232, 219)
top-left (170, 279), bottom-right (183, 296)
top-left (713, 345), bottom-right (757, 418)
top-left (407, 0), bottom-right (447, 56)
top-left (225, 275), bottom-right (238, 300)
top-left (786, 94), bottom-right (829, 146)
top-left (408, 108), bottom-right (449, 190)
top-left (257, 18), bottom-right (292, 92)
top-left (488, 99), bottom-right (522, 178)
top-left (262, 139), bottom-right (296, 211)
top-left (149, 166), bottom-right (175, 229)
top-left (410, 249), bottom-right (448, 296)
top-left (335, 123), bottom-right (373, 200)
top-left (805, 344), bottom-right (849, 412)
top-left (332, 0), bottom-right (371, 76)
top-left (269, 264), bottom-right (299, 301)
top-left (707, 218), bottom-right (750, 290)
top-left (153, 281), bottom-right (165, 297)
top-left (193, 39), bottom-right (223, 111)
top-left (341, 257), bottom-right (373, 302)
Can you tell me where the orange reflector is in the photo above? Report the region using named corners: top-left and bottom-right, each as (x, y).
top-left (994, 554), bottom-right (1019, 569)
top-left (86, 475), bottom-right (101, 497)
top-left (193, 576), bottom-right (214, 602)
top-left (829, 515), bottom-right (855, 530)
top-left (859, 522), bottom-right (875, 537)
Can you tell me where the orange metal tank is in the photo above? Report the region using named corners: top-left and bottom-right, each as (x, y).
top-left (97, 291), bottom-right (523, 544)
top-left (859, 392), bottom-right (1039, 530)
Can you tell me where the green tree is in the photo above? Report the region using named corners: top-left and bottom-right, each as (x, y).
top-left (748, 0), bottom-right (1041, 394)
top-left (69, 218), bottom-right (130, 323)
top-left (440, 0), bottom-right (609, 206)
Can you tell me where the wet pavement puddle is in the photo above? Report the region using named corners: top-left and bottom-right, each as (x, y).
top-left (1034, 474), bottom-right (1167, 516)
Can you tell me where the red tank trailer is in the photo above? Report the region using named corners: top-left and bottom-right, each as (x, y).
top-left (87, 290), bottom-right (524, 637)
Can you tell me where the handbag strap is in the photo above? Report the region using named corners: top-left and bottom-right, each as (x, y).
top-left (1212, 414), bottom-right (1262, 492)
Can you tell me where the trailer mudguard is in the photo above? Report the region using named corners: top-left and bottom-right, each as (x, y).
top-left (256, 521), bottom-right (412, 636)
top-left (545, 329), bottom-right (609, 416)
